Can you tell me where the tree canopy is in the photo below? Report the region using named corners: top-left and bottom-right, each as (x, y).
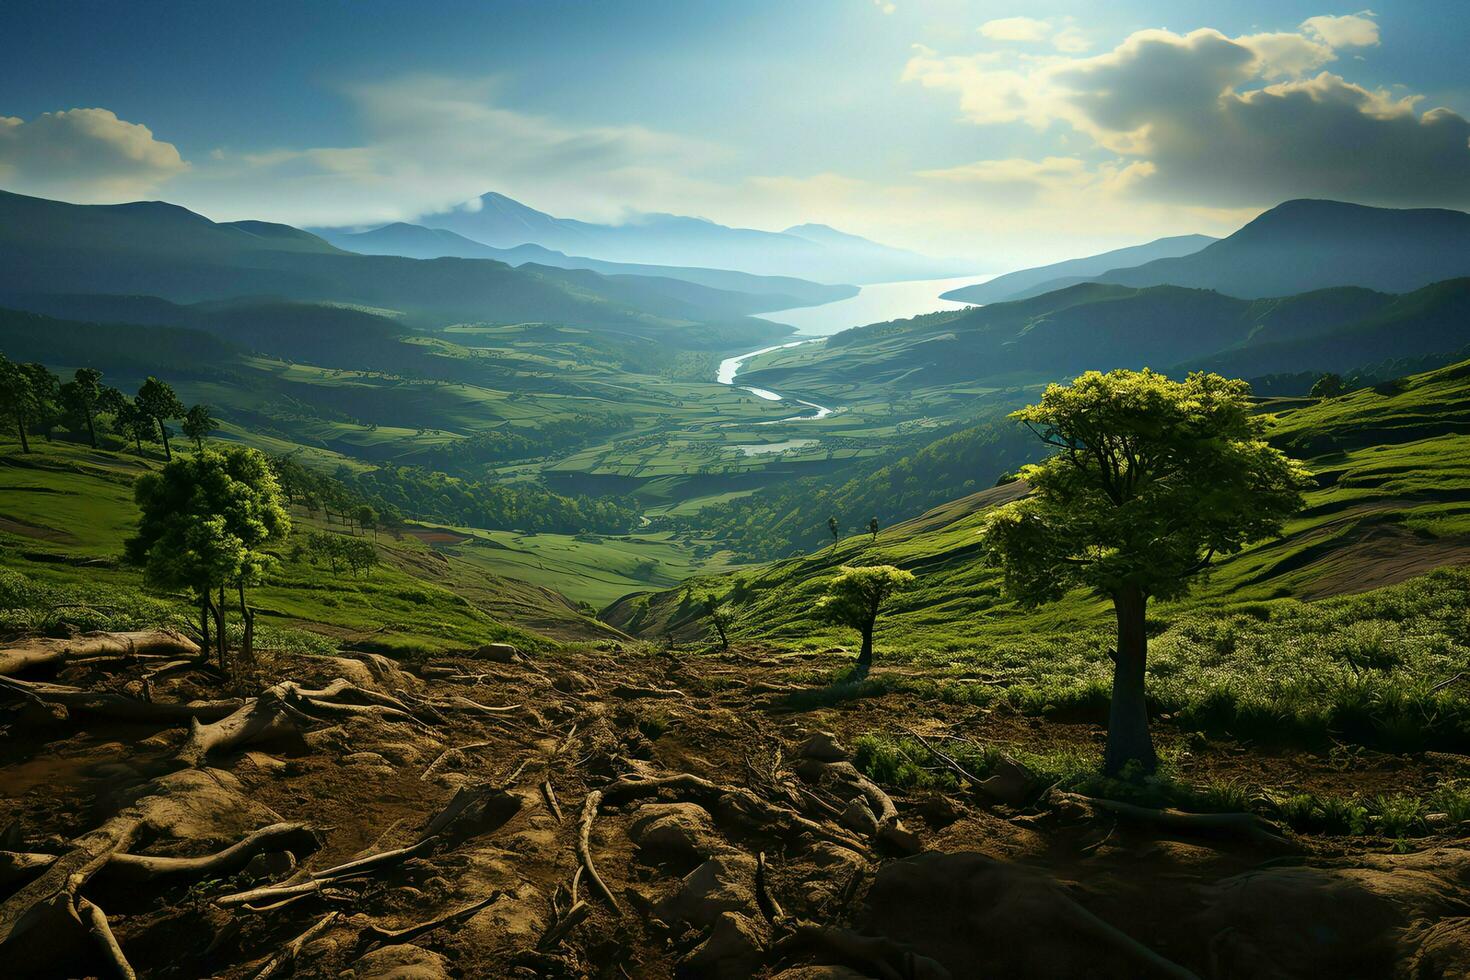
top-left (135, 376), bottom-right (186, 460)
top-left (982, 369), bottom-right (1310, 774)
top-left (816, 564), bottom-right (914, 677)
top-left (127, 447), bottom-right (291, 672)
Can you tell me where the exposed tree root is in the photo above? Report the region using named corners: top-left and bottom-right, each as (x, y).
top-left (542, 779), bottom-right (564, 823)
top-left (602, 772), bottom-right (869, 854)
top-left (578, 790), bottom-right (621, 913)
top-left (79, 895), bottom-right (136, 980)
top-left (0, 675), bottom-right (242, 723)
top-left (104, 822), bottom-right (318, 882)
top-left (1060, 793), bottom-right (1292, 849)
top-left (774, 921), bottom-right (953, 980)
top-left (175, 685), bottom-right (304, 768)
top-left (0, 629), bottom-right (201, 677)
top-left (361, 892), bottom-right (504, 946)
top-left (251, 910), bottom-right (339, 980)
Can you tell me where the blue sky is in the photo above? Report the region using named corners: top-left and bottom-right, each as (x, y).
top-left (1, 1), bottom-right (1466, 264)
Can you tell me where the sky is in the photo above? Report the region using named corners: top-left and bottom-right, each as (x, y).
top-left (1, 0), bottom-right (1467, 266)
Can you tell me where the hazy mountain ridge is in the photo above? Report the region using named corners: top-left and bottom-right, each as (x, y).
top-left (406, 191), bottom-right (966, 283)
top-left (940, 234), bottom-right (1218, 305)
top-left (314, 220), bottom-right (858, 310)
top-left (0, 188), bottom-right (793, 343)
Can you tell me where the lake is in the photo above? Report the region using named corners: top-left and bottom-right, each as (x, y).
top-left (754, 273), bottom-right (997, 337)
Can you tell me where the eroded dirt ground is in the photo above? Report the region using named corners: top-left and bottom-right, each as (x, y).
top-left (3, 636), bottom-right (1469, 979)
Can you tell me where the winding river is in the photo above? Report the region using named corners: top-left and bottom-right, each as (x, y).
top-left (715, 273), bottom-right (996, 421)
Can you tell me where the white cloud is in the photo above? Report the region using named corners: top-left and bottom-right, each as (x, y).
top-left (1302, 12), bottom-right (1380, 48)
top-left (179, 76), bottom-right (725, 226)
top-left (904, 13), bottom-right (1470, 209)
top-left (872, 0), bottom-right (896, 15)
top-left (0, 108), bottom-right (188, 202)
top-left (979, 17), bottom-right (1051, 42)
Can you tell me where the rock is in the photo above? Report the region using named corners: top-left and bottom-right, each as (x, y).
top-left (681, 911), bottom-right (769, 979)
top-left (798, 731), bottom-right (847, 762)
top-left (1187, 848), bottom-right (1470, 978)
top-left (627, 802), bottom-right (724, 861)
top-left (658, 853), bottom-right (758, 929)
top-left (374, 742), bottom-right (425, 766)
top-left (344, 751), bottom-right (392, 768)
top-left (475, 642), bottom-right (521, 663)
top-left (839, 798), bottom-right (880, 837)
top-left (800, 842), bottom-right (866, 906)
top-left (242, 849), bottom-right (296, 882)
top-left (860, 850), bottom-right (1181, 978)
top-left (553, 671), bottom-right (595, 693)
top-left (241, 751), bottom-right (288, 773)
top-left (353, 943), bottom-right (452, 980)
top-left (974, 754), bottom-right (1039, 807)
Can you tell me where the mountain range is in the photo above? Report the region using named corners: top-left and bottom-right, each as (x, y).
top-left (364, 191), bottom-right (968, 284)
top-left (941, 234), bottom-right (1217, 305)
top-left (946, 201), bottom-right (1470, 304)
top-left (314, 221), bottom-right (856, 310)
top-left (0, 189), bottom-right (796, 345)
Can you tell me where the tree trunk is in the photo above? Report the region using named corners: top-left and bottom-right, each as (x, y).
top-left (215, 584), bottom-right (228, 675)
top-left (237, 581), bottom-right (255, 681)
top-left (157, 418), bottom-right (171, 460)
top-left (855, 621), bottom-right (875, 678)
top-left (133, 433), bottom-right (142, 454)
top-left (15, 418), bottom-right (28, 453)
top-left (84, 410), bottom-right (97, 449)
top-left (1104, 585), bottom-right (1157, 776)
top-left (199, 592), bottom-right (211, 657)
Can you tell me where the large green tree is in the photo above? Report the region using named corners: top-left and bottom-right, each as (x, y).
top-left (981, 369), bottom-right (1311, 776)
top-left (816, 565), bottom-right (915, 678)
top-left (60, 368), bottom-right (106, 448)
top-left (127, 447), bottom-right (291, 676)
top-left (135, 377), bottom-right (186, 460)
top-left (182, 403), bottom-right (218, 451)
top-left (0, 354), bottom-right (38, 452)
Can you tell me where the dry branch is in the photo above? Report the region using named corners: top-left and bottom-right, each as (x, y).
top-left (577, 790), bottom-right (621, 913)
top-left (251, 911), bottom-right (339, 980)
top-left (362, 892), bottom-right (502, 946)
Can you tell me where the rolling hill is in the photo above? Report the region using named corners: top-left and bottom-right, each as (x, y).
top-left (1086, 199), bottom-right (1470, 298)
top-left (739, 278), bottom-right (1470, 396)
top-left (940, 234), bottom-right (1216, 305)
top-left (608, 354), bottom-right (1470, 653)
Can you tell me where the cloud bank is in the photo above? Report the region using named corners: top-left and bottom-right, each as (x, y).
top-left (905, 12), bottom-right (1470, 210)
top-left (0, 108), bottom-right (187, 201)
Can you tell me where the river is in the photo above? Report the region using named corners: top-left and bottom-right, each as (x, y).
top-left (715, 273), bottom-right (996, 420)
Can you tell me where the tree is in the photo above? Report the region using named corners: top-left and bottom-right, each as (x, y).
top-left (135, 377), bottom-right (186, 460)
top-left (868, 516), bottom-right (880, 542)
top-left (1310, 373), bottom-right (1345, 399)
top-left (980, 370), bottom-right (1311, 776)
top-left (353, 504), bottom-right (378, 540)
top-left (815, 565), bottom-right (915, 678)
top-left (182, 403), bottom-right (218, 451)
top-left (700, 593), bottom-right (735, 650)
top-left (127, 447), bottom-right (291, 678)
top-left (827, 516), bottom-right (840, 550)
top-left (0, 354), bottom-right (38, 452)
top-left (20, 363), bottom-right (61, 442)
top-left (115, 399), bottom-right (154, 454)
top-left (60, 368), bottom-right (105, 448)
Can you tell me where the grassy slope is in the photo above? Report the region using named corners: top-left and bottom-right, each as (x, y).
top-left (0, 440), bottom-right (625, 651)
top-left (608, 356), bottom-right (1470, 654)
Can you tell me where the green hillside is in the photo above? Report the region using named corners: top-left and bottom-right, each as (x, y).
top-left (740, 278), bottom-right (1470, 405)
top-left (0, 440), bottom-right (622, 650)
top-left (609, 354), bottom-right (1470, 659)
